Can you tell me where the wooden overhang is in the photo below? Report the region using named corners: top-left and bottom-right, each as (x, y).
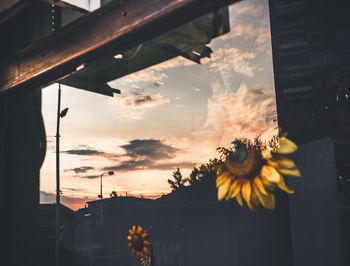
top-left (0, 0), bottom-right (240, 99)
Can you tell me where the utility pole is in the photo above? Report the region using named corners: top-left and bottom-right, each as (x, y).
top-left (99, 171), bottom-right (114, 225)
top-left (55, 83), bottom-right (61, 266)
top-left (100, 172), bottom-right (103, 226)
top-left (55, 83), bottom-right (69, 266)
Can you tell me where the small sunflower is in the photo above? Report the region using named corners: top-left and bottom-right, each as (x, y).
top-left (127, 225), bottom-right (151, 259)
top-left (216, 137), bottom-right (301, 211)
top-left (140, 256), bottom-right (152, 266)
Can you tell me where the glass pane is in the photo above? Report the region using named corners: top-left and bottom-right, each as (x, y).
top-left (36, 0), bottom-right (350, 265)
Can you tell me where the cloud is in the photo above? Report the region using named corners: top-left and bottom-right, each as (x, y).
top-left (149, 56), bottom-right (196, 71)
top-left (65, 139), bottom-right (194, 176)
top-left (119, 90), bottom-right (169, 110)
top-left (61, 145), bottom-right (122, 162)
top-left (220, 1), bottom-right (270, 53)
top-left (61, 139), bottom-right (185, 173)
top-left (112, 56), bottom-right (196, 87)
top-left (64, 166), bottom-right (95, 174)
top-left (153, 81), bottom-right (163, 88)
top-left (118, 69), bottom-right (168, 85)
top-left (103, 160), bottom-right (196, 172)
top-left (221, 24), bottom-right (256, 40)
top-left (40, 191), bottom-right (56, 202)
top-left (230, 0), bottom-right (265, 16)
top-left (123, 110), bottom-right (144, 120)
top-left (110, 86), bottom-right (170, 120)
top-left (234, 4), bottom-right (250, 14)
top-left (120, 139), bottom-right (180, 160)
top-left (97, 139), bottom-right (196, 172)
top-left (62, 147), bottom-right (104, 156)
top-left (200, 82), bottom-right (277, 145)
top-left (82, 175), bottom-right (101, 179)
top-left (62, 187), bottom-right (83, 192)
top-left (40, 191), bottom-right (95, 211)
top-left (203, 47), bottom-right (256, 77)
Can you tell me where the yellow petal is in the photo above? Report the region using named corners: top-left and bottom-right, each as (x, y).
top-left (137, 226), bottom-right (143, 234)
top-left (235, 192), bottom-right (243, 206)
top-left (261, 148), bottom-right (272, 159)
top-left (254, 185), bottom-right (275, 210)
top-left (247, 191), bottom-right (259, 211)
top-left (254, 177), bottom-right (268, 195)
top-left (276, 157), bottom-right (297, 169)
top-left (278, 167), bottom-right (301, 177)
top-left (261, 165), bottom-right (281, 183)
top-left (278, 137), bottom-right (297, 154)
top-left (251, 190), bottom-right (260, 207)
top-left (217, 178), bottom-right (231, 201)
top-left (225, 179), bottom-right (239, 200)
top-left (247, 201), bottom-right (257, 211)
top-left (267, 159), bottom-right (278, 167)
top-left (242, 181), bottom-right (251, 206)
top-left (127, 235), bottom-right (132, 241)
top-left (277, 177), bottom-right (294, 194)
top-left (216, 174), bottom-right (227, 188)
top-left (260, 174), bottom-right (274, 187)
top-left (132, 226), bottom-right (136, 233)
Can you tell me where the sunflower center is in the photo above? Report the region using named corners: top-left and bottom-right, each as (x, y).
top-left (131, 235), bottom-right (144, 251)
top-left (224, 142), bottom-right (264, 180)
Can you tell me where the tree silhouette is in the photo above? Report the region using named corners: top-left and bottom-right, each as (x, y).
top-left (109, 191), bottom-right (118, 198)
top-left (168, 168), bottom-right (186, 191)
top-left (195, 158), bottom-right (220, 184)
top-left (188, 167), bottom-right (200, 185)
top-left (167, 158), bottom-right (222, 192)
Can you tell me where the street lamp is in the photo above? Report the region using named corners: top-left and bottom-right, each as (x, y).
top-left (55, 83), bottom-right (69, 266)
top-left (98, 171), bottom-right (114, 225)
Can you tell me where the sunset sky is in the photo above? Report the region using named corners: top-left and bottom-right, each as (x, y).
top-left (40, 0), bottom-right (278, 210)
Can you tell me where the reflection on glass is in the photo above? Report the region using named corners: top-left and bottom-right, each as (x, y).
top-left (42, 0), bottom-right (276, 211)
top-left (39, 1), bottom-right (296, 265)
top-left (32, 0), bottom-right (350, 265)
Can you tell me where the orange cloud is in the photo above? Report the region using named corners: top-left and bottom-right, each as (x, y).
top-left (193, 82), bottom-right (277, 150)
top-left (203, 47), bottom-right (256, 77)
top-left (117, 91), bottom-right (170, 114)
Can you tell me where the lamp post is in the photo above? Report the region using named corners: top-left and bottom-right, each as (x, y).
top-left (55, 83), bottom-right (69, 266)
top-left (98, 171), bottom-right (114, 225)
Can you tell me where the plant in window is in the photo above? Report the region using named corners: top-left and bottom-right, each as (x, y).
top-left (127, 225), bottom-right (152, 264)
top-left (216, 136), bottom-right (300, 211)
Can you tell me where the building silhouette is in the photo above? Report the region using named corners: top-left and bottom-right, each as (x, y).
top-left (269, 0), bottom-right (350, 144)
top-left (269, 1), bottom-right (350, 265)
top-left (40, 204), bottom-right (74, 266)
top-left (74, 191), bottom-right (292, 266)
top-left (73, 138), bottom-right (344, 266)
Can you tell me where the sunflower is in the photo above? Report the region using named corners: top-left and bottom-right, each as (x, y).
top-left (140, 256), bottom-right (152, 266)
top-left (216, 137), bottom-right (301, 211)
top-left (127, 225), bottom-right (151, 259)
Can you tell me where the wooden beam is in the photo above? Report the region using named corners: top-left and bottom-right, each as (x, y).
top-left (0, 0), bottom-right (240, 98)
top-left (0, 0), bottom-right (33, 25)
